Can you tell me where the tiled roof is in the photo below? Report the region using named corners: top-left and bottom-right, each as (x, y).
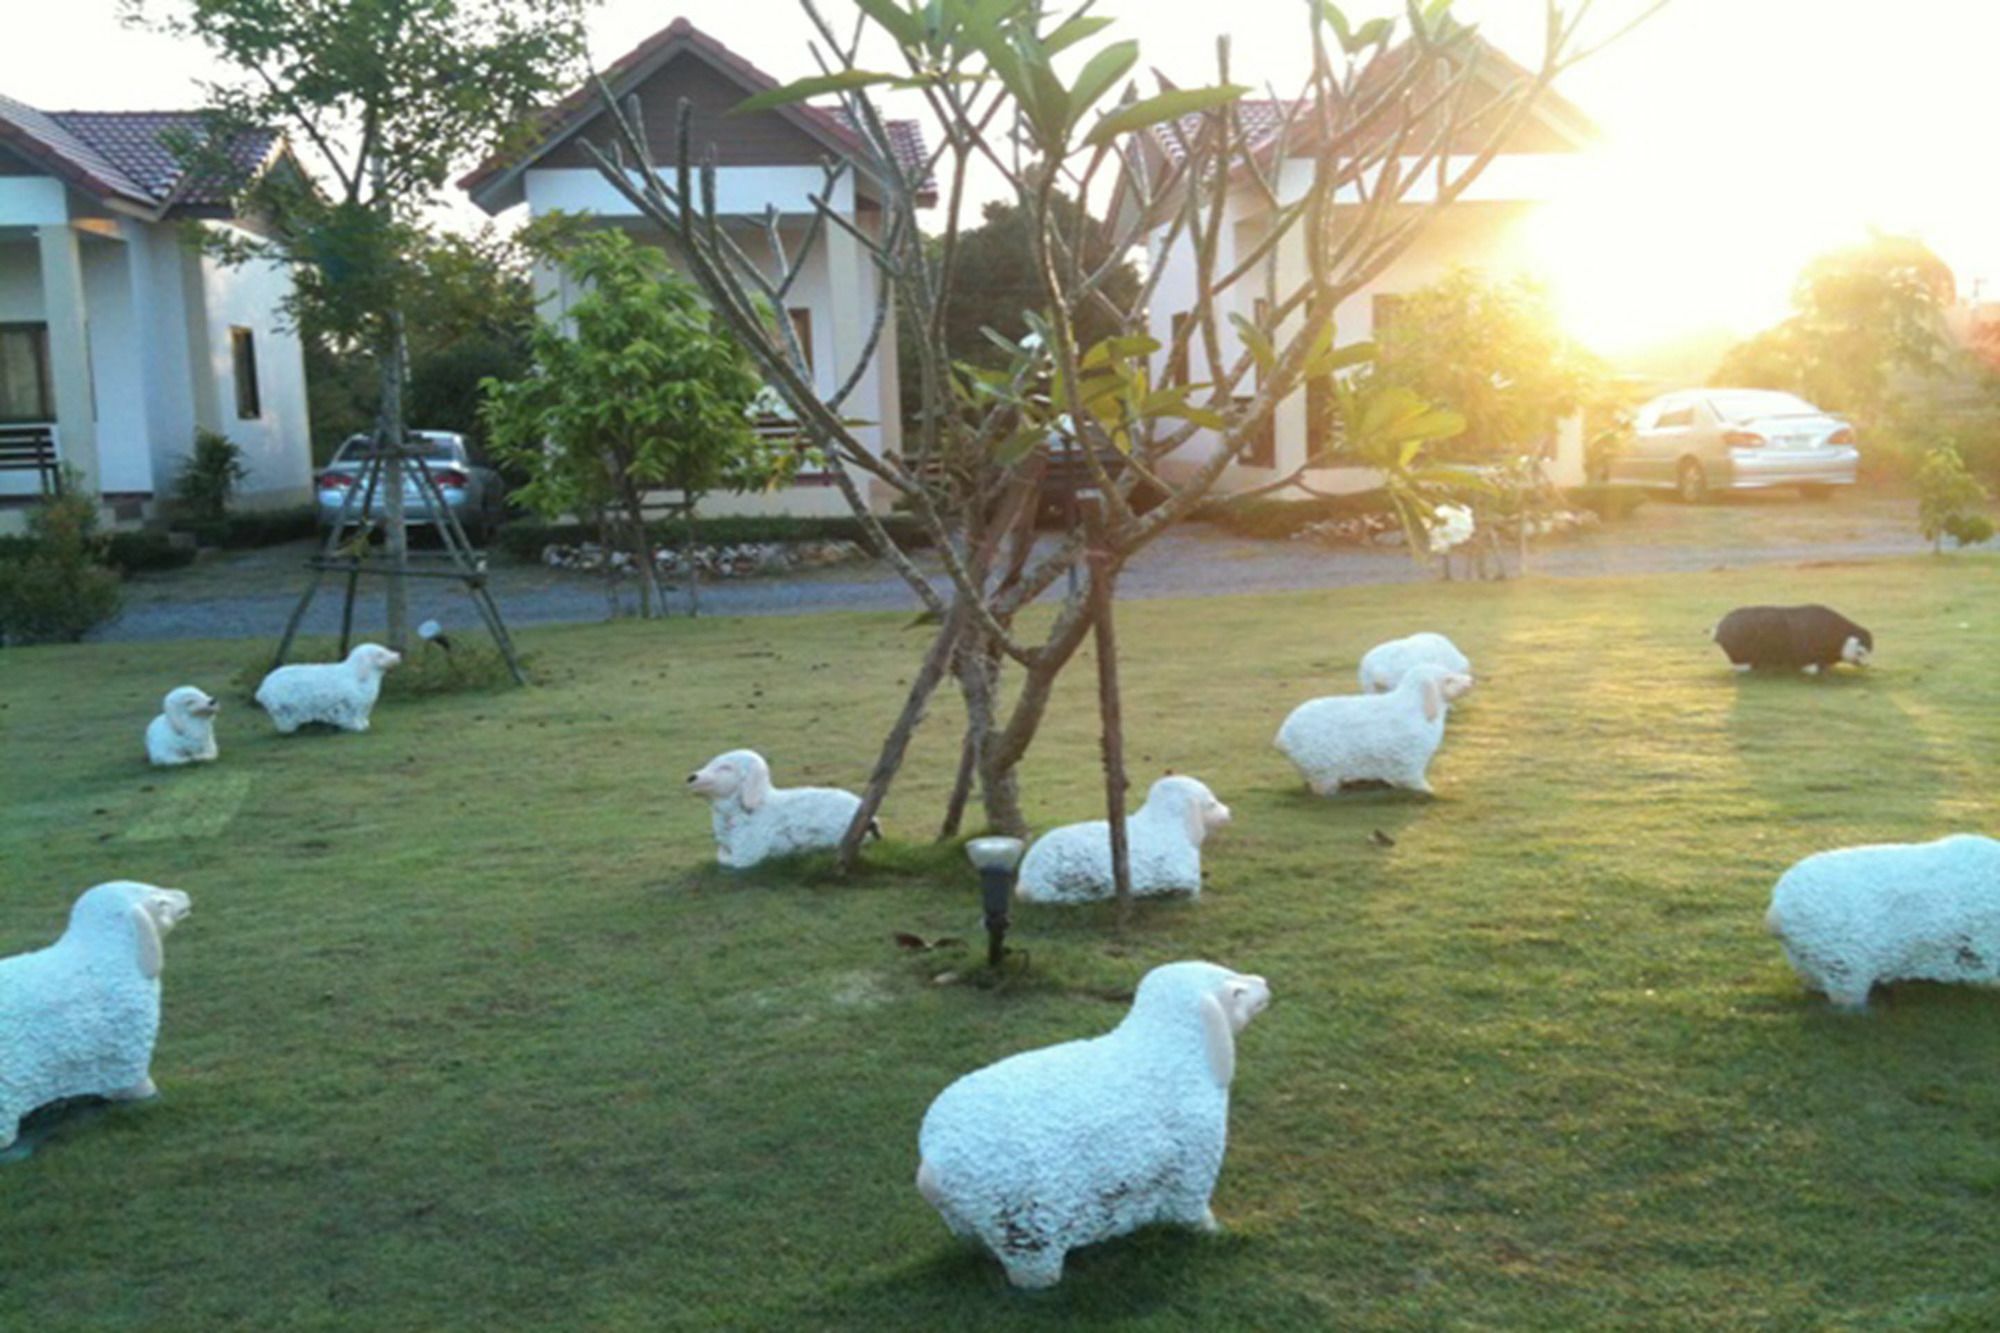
top-left (0, 93), bottom-right (277, 213)
top-left (461, 17), bottom-right (934, 206)
top-left (831, 110), bottom-right (934, 197)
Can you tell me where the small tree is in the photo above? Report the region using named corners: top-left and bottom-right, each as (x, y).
top-left (127, 0), bottom-right (593, 648)
top-left (482, 230), bottom-right (771, 617)
top-left (175, 429), bottom-right (248, 523)
top-left (1915, 442), bottom-right (1995, 552)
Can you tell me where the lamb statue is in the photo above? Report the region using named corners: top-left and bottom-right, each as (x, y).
top-left (1275, 663), bottom-right (1474, 795)
top-left (1766, 834), bottom-right (2000, 1010)
top-left (254, 643), bottom-right (402, 733)
top-left (687, 748), bottom-right (870, 868)
top-left (1711, 604), bottom-right (1872, 674)
top-left (145, 686), bottom-right (220, 767)
top-left (1, 881), bottom-right (193, 1153)
top-left (1016, 775), bottom-right (1232, 905)
top-left (1358, 631), bottom-right (1471, 694)
top-left (916, 960), bottom-right (1271, 1288)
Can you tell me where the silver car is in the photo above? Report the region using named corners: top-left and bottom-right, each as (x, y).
top-left (1610, 388), bottom-right (1860, 502)
top-left (315, 431), bottom-right (508, 542)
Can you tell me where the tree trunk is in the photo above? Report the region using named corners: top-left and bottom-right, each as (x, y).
top-left (376, 313), bottom-right (410, 651)
top-left (682, 498), bottom-right (700, 617)
top-left (614, 471), bottom-right (658, 618)
top-left (940, 633), bottom-right (997, 839)
top-left (837, 603), bottom-right (969, 870)
top-left (1088, 544), bottom-right (1133, 925)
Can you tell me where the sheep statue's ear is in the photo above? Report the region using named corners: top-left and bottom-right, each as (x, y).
top-left (130, 903), bottom-right (164, 979)
top-left (1183, 795), bottom-right (1208, 846)
top-left (1422, 676), bottom-right (1443, 723)
top-left (1199, 990), bottom-right (1236, 1087)
top-left (740, 758), bottom-right (772, 812)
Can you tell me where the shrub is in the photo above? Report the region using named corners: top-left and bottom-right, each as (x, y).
top-left (492, 513), bottom-right (932, 562)
top-left (104, 531), bottom-right (198, 574)
top-left (0, 481), bottom-right (122, 644)
top-left (1192, 491), bottom-right (1394, 541)
top-left (1564, 484), bottom-right (1650, 522)
top-left (176, 506), bottom-right (319, 549)
top-left (1916, 443), bottom-right (1993, 551)
top-left (176, 429), bottom-right (249, 523)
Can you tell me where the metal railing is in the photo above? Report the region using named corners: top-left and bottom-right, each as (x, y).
top-left (0, 422), bottom-right (61, 495)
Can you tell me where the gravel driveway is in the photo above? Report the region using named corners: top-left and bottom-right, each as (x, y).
top-left (92, 490), bottom-right (1974, 643)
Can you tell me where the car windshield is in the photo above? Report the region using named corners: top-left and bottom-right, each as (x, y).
top-left (335, 436), bottom-right (460, 464)
top-left (1706, 390), bottom-right (1819, 423)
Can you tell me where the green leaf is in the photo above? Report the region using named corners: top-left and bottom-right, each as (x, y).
top-left (1044, 12), bottom-right (1115, 55)
top-left (1068, 39), bottom-right (1137, 125)
top-left (854, 0), bottom-right (928, 49)
top-left (732, 70), bottom-right (902, 115)
top-left (1228, 313), bottom-right (1276, 375)
top-left (1082, 83), bottom-right (1250, 148)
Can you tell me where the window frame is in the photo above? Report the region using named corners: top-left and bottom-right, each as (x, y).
top-left (230, 326), bottom-right (261, 420)
top-left (0, 322), bottom-right (54, 424)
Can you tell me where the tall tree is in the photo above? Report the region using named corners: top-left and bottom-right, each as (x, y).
top-left (126, 0), bottom-right (592, 649)
top-left (481, 230), bottom-right (774, 618)
top-left (579, 0), bottom-right (1656, 878)
top-left (1714, 230), bottom-right (1954, 427)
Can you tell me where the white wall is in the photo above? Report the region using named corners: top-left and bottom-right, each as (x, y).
top-left (190, 227), bottom-right (312, 506)
top-left (81, 235), bottom-right (151, 494)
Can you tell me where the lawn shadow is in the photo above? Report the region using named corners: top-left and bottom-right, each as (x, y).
top-left (1724, 667), bottom-right (1942, 829)
top-left (793, 1225), bottom-right (1256, 1323)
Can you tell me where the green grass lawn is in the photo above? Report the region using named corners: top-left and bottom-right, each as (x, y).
top-left (3, 556), bottom-right (1999, 1330)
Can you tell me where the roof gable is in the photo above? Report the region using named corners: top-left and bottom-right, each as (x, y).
top-left (462, 17), bottom-right (933, 212)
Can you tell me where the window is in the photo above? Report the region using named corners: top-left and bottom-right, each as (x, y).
top-left (0, 324), bottom-right (52, 423)
top-left (1656, 404), bottom-right (1695, 429)
top-left (786, 308), bottom-right (814, 373)
top-left (1306, 374), bottom-right (1340, 457)
top-left (1168, 312), bottom-right (1191, 385)
top-left (1371, 293), bottom-right (1405, 338)
top-left (1236, 397), bottom-right (1276, 469)
top-left (230, 327), bottom-right (260, 419)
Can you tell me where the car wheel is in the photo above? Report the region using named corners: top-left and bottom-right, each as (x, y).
top-left (1676, 458), bottom-right (1709, 504)
top-left (1797, 484), bottom-right (1834, 501)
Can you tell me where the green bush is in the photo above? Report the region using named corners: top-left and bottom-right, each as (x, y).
top-left (176, 506), bottom-right (319, 549)
top-left (492, 512), bottom-right (932, 562)
top-left (104, 531), bottom-right (198, 574)
top-left (175, 429), bottom-right (249, 522)
top-left (0, 482), bottom-right (122, 644)
top-left (1564, 483), bottom-right (1650, 522)
top-left (1191, 490), bottom-right (1394, 540)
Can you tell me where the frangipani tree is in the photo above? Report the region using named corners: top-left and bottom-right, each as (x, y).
top-left (576, 0), bottom-right (1657, 874)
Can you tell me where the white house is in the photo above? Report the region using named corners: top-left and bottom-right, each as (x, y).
top-left (0, 95), bottom-right (312, 531)
top-left (1138, 40), bottom-right (1599, 497)
top-left (461, 17), bottom-right (929, 517)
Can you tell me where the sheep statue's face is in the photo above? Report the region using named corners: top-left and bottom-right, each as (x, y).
top-left (1842, 633), bottom-right (1872, 666)
top-left (1128, 961), bottom-right (1271, 1087)
top-left (69, 881), bottom-right (192, 979)
top-left (1149, 775), bottom-right (1231, 845)
top-left (688, 749), bottom-right (773, 811)
top-left (164, 686), bottom-right (219, 730)
top-left (349, 644), bottom-right (403, 677)
top-left (1406, 664), bottom-right (1475, 721)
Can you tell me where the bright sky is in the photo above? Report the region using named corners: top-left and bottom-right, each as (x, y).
top-left (6, 0), bottom-right (1994, 362)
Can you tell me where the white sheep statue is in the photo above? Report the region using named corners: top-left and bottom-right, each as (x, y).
top-left (1275, 662), bottom-right (1474, 795)
top-left (687, 748), bottom-right (869, 868)
top-left (1358, 631), bottom-right (1471, 694)
top-left (254, 643), bottom-right (401, 733)
top-left (916, 960), bottom-right (1271, 1288)
top-left (145, 685), bottom-right (220, 767)
top-left (1016, 775), bottom-right (1232, 905)
top-left (1766, 834), bottom-right (2000, 1010)
top-left (1, 881), bottom-right (193, 1153)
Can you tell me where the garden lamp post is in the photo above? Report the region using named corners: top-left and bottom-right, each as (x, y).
top-left (965, 836), bottom-right (1026, 968)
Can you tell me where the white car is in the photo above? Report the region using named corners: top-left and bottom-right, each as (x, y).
top-left (1609, 388), bottom-right (1860, 502)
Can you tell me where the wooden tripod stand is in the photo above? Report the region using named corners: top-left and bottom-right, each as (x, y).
top-left (271, 442), bottom-right (526, 683)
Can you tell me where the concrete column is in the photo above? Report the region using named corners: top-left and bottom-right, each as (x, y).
top-left (821, 201), bottom-right (875, 444)
top-left (178, 238), bottom-right (221, 435)
top-left (35, 224), bottom-right (99, 495)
